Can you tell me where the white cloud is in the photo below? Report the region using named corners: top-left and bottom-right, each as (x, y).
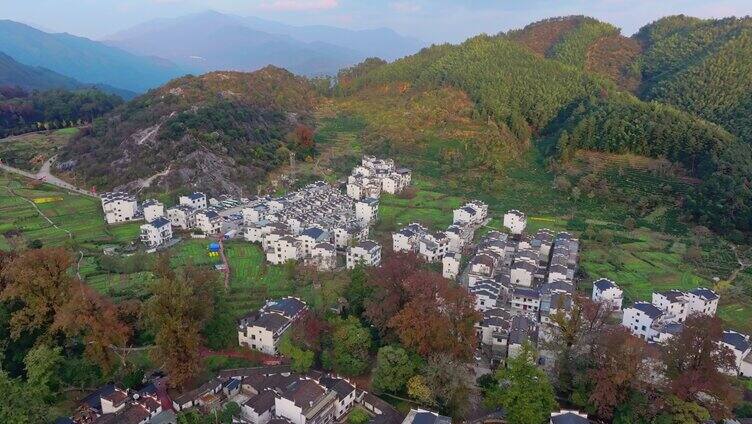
top-left (258, 0), bottom-right (339, 12)
top-left (390, 1), bottom-right (421, 13)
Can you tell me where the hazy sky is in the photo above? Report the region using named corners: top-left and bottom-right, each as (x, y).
top-left (3, 0), bottom-right (752, 42)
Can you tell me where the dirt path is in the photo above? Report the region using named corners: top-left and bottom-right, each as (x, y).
top-left (728, 244), bottom-right (751, 283)
top-left (218, 237), bottom-right (230, 290)
top-left (0, 155), bottom-right (97, 197)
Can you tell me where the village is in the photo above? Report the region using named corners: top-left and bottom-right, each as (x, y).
top-left (72, 155), bottom-right (752, 424)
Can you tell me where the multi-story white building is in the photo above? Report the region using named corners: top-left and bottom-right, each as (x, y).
top-left (442, 252), bottom-right (461, 280)
top-left (622, 302), bottom-right (665, 340)
top-left (503, 210), bottom-right (527, 235)
top-left (346, 240), bottom-right (381, 269)
top-left (195, 210), bottom-right (222, 235)
top-left (511, 287), bottom-right (541, 314)
top-left (452, 201), bottom-right (488, 226)
top-left (355, 198), bottom-right (379, 226)
top-left (238, 297), bottom-right (307, 355)
top-left (686, 287), bottom-right (720, 316)
top-left (298, 227), bottom-right (331, 257)
top-left (721, 330), bottom-right (752, 376)
top-left (275, 379), bottom-right (336, 424)
top-left (267, 236), bottom-right (303, 265)
top-left (591, 278), bottom-right (624, 311)
top-left (307, 242), bottom-right (337, 271)
top-left (652, 290), bottom-right (690, 322)
top-left (142, 199), bottom-right (165, 223)
top-left (179, 192), bottom-right (207, 210)
top-left (139, 217), bottom-right (173, 248)
top-left (101, 192), bottom-right (139, 224)
top-left (166, 205), bottom-right (195, 230)
top-left (510, 261), bottom-right (536, 287)
top-left (346, 156), bottom-right (411, 200)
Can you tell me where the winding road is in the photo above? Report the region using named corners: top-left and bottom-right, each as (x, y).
top-left (0, 155), bottom-right (97, 197)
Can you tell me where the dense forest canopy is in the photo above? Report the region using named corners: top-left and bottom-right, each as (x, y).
top-left (0, 87), bottom-right (122, 137)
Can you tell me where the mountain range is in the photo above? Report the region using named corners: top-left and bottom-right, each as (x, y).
top-left (103, 10), bottom-right (423, 77)
top-left (0, 52), bottom-right (136, 98)
top-left (0, 20), bottom-right (184, 93)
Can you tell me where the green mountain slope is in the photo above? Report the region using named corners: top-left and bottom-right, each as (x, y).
top-left (60, 66), bottom-right (317, 195)
top-left (0, 51), bottom-right (80, 90)
top-left (636, 16), bottom-right (752, 141)
top-left (343, 29), bottom-right (748, 233)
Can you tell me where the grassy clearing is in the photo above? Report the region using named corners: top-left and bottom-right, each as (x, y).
top-left (0, 128), bottom-right (79, 172)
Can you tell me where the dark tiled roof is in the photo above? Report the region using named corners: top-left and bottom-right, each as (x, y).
top-left (149, 216), bottom-right (172, 228)
top-left (244, 390), bottom-right (276, 413)
top-left (302, 227), bottom-right (326, 239)
top-left (633, 302), bottom-right (663, 319)
top-left (690, 287), bottom-right (719, 301)
top-left (319, 376), bottom-right (355, 398)
top-left (723, 330), bottom-right (751, 352)
top-left (593, 278), bottom-right (616, 291)
top-left (659, 290), bottom-right (686, 302)
top-left (283, 379), bottom-right (325, 410)
top-left (267, 297), bottom-right (306, 318)
top-left (551, 411), bottom-right (590, 424)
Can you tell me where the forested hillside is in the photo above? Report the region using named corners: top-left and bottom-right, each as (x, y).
top-left (636, 16), bottom-right (752, 141)
top-left (342, 27), bottom-right (751, 234)
top-left (0, 88), bottom-right (122, 137)
top-left (60, 66), bottom-right (317, 194)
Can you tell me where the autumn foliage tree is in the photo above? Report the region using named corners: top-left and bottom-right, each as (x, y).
top-left (145, 258), bottom-right (218, 389)
top-left (364, 253), bottom-right (421, 335)
top-left (388, 270), bottom-right (480, 360)
top-left (662, 314), bottom-right (741, 419)
top-left (587, 327), bottom-right (654, 419)
top-left (0, 248), bottom-right (130, 371)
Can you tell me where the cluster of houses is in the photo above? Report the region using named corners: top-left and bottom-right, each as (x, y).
top-left (392, 200), bottom-right (488, 275)
top-left (59, 363), bottom-right (406, 424)
top-left (237, 297), bottom-right (308, 355)
top-left (439, 208), bottom-right (584, 365)
top-left (242, 180), bottom-right (382, 271)
top-left (57, 381), bottom-right (169, 424)
top-left (346, 155), bottom-right (411, 200)
top-left (612, 284), bottom-right (752, 377)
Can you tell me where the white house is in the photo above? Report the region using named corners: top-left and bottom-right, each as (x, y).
top-left (238, 297), bottom-right (307, 355)
top-left (469, 279), bottom-right (501, 311)
top-left (100, 387), bottom-right (129, 414)
top-left (333, 225), bottom-right (367, 250)
top-left (721, 330), bottom-right (752, 376)
top-left (319, 377), bottom-right (357, 420)
top-left (686, 287), bottom-right (719, 316)
top-left (298, 227), bottom-right (331, 258)
top-left (139, 217), bottom-right (173, 248)
top-left (442, 253), bottom-right (461, 280)
top-left (179, 192), bottom-right (207, 210)
top-left (267, 236), bottom-right (303, 265)
top-left (275, 379), bottom-right (336, 424)
top-left (142, 199), bottom-right (165, 223)
top-left (652, 290), bottom-right (689, 322)
top-left (622, 302), bottom-right (664, 340)
top-left (241, 390), bottom-right (275, 424)
top-left (591, 278), bottom-right (624, 311)
top-left (101, 192), bottom-right (139, 224)
top-left (417, 232), bottom-right (450, 263)
top-left (307, 243), bottom-right (337, 271)
top-left (510, 261), bottom-right (536, 287)
top-left (346, 240), bottom-right (381, 269)
top-left (503, 210), bottom-right (527, 235)
top-left (453, 201), bottom-right (488, 226)
top-left (402, 409), bottom-right (451, 424)
top-left (195, 210), bottom-right (222, 235)
top-left (511, 287), bottom-right (541, 314)
top-left (355, 198), bottom-right (379, 225)
top-left (166, 205), bottom-right (195, 230)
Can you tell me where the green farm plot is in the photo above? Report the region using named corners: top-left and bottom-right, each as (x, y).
top-left (224, 242), bottom-right (294, 317)
top-left (579, 230), bottom-right (709, 303)
top-left (0, 128), bottom-right (79, 172)
top-left (718, 303), bottom-right (752, 334)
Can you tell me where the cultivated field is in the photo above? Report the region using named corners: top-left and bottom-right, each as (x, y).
top-left (0, 128), bottom-right (79, 172)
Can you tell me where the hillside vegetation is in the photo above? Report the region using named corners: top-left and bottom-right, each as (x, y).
top-left (637, 16), bottom-right (752, 141)
top-left (60, 66), bottom-right (317, 194)
top-left (342, 26), bottom-right (750, 234)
